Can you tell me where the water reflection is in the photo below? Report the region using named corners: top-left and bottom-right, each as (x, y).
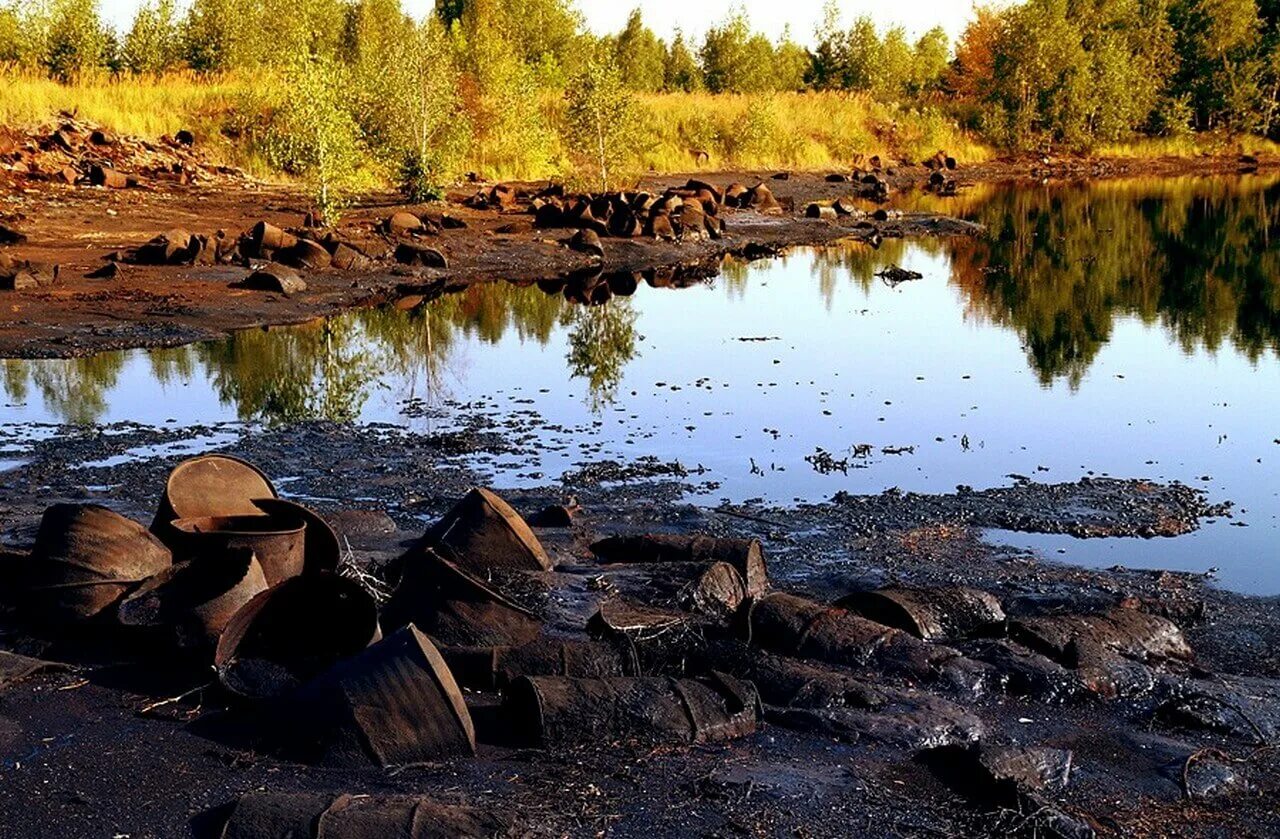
top-left (3, 175), bottom-right (1279, 425)
top-left (944, 177), bottom-right (1280, 385)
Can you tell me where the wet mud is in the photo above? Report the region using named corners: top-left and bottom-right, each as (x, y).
top-left (0, 421), bottom-right (1276, 837)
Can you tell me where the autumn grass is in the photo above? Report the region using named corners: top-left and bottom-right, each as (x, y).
top-left (629, 92), bottom-right (992, 174)
top-left (1093, 133), bottom-right (1280, 159)
top-left (1, 70), bottom-right (993, 178)
top-left (5, 69), bottom-right (1270, 189)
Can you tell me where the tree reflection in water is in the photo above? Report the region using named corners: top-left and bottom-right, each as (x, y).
top-left (5, 174), bottom-right (1279, 424)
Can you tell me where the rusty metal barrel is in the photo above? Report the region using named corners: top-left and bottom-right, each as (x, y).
top-left (250, 498), bottom-right (340, 576)
top-left (423, 487), bottom-right (550, 573)
top-left (748, 593), bottom-right (958, 681)
top-left (215, 572), bottom-right (381, 699)
top-left (151, 454), bottom-right (278, 535)
top-left (441, 635), bottom-right (639, 691)
top-left (248, 221), bottom-right (298, 257)
top-left (117, 548), bottom-right (268, 647)
top-left (590, 534), bottom-right (769, 598)
top-left (835, 587), bottom-right (1006, 642)
top-left (23, 504), bottom-right (172, 622)
top-left (219, 791), bottom-right (510, 839)
top-left (382, 549), bottom-right (542, 648)
top-left (169, 512), bottom-right (306, 587)
top-left (503, 673), bottom-right (759, 747)
top-left (284, 626), bottom-right (475, 767)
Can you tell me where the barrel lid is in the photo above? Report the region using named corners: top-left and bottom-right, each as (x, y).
top-left (161, 455), bottom-right (277, 523)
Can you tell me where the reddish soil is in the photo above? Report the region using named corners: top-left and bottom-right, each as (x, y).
top-left (2, 117), bottom-right (1273, 359)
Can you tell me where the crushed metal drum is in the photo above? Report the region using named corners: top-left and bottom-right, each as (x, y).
top-left (117, 548), bottom-right (268, 647)
top-left (594, 560), bottom-right (748, 620)
top-left (382, 549), bottom-right (542, 648)
top-left (214, 572), bottom-right (381, 699)
top-left (247, 221), bottom-right (298, 257)
top-left (698, 640), bottom-right (983, 749)
top-left (169, 512), bottom-right (306, 587)
top-left (89, 164), bottom-right (129, 189)
top-left (748, 593), bottom-right (961, 681)
top-left (0, 650), bottom-right (66, 690)
top-left (219, 791), bottom-right (510, 839)
top-left (504, 673), bottom-right (759, 747)
top-left (393, 242), bottom-right (447, 269)
top-left (441, 635), bottom-right (639, 691)
top-left (238, 263), bottom-right (306, 295)
top-left (836, 587), bottom-right (1006, 642)
top-left (152, 454), bottom-right (278, 533)
top-left (1009, 608), bottom-right (1193, 666)
top-left (423, 487), bottom-right (550, 573)
top-left (22, 504), bottom-right (172, 622)
top-left (590, 534), bottom-right (768, 598)
top-left (283, 626), bottom-right (475, 767)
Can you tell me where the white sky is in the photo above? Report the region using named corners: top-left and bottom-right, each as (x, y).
top-left (97, 0), bottom-right (978, 45)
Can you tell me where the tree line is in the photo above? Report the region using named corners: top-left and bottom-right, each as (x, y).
top-left (4, 0), bottom-right (1280, 151)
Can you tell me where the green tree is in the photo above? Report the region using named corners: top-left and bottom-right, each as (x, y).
top-left (701, 11), bottom-right (776, 93)
top-left (809, 0), bottom-right (848, 90)
top-left (774, 26), bottom-right (810, 92)
top-left (43, 0), bottom-right (110, 78)
top-left (912, 26), bottom-right (950, 96)
top-left (264, 55), bottom-right (362, 221)
top-left (664, 30), bottom-right (702, 91)
top-left (843, 16), bottom-right (882, 90)
top-left (0, 5), bottom-right (23, 63)
top-left (871, 26), bottom-right (914, 99)
top-left (122, 0), bottom-right (179, 73)
top-left (613, 9), bottom-right (665, 92)
top-left (180, 0), bottom-right (250, 70)
top-left (565, 51), bottom-right (637, 191)
top-left (393, 18), bottom-right (471, 199)
top-left (1171, 0), bottom-right (1264, 130)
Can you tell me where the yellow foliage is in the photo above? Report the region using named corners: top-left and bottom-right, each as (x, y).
top-left (6, 69), bottom-right (1263, 186)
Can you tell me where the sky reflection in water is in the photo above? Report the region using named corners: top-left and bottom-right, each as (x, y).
top-left (3, 175), bottom-right (1279, 592)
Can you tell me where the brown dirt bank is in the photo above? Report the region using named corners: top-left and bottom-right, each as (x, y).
top-left (2, 123), bottom-right (1274, 360)
top-left (0, 169), bottom-right (975, 359)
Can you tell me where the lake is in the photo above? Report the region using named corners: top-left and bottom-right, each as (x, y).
top-left (3, 175), bottom-right (1278, 592)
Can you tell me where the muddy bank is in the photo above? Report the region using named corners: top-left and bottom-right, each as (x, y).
top-left (0, 421), bottom-right (1277, 837)
top-left (3, 116), bottom-right (1271, 360)
top-left (0, 127), bottom-right (980, 359)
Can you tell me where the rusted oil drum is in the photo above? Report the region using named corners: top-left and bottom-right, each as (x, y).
top-left (117, 548), bottom-right (268, 646)
top-left (424, 487), bottom-right (550, 573)
top-left (251, 498), bottom-right (340, 576)
top-left (169, 512), bottom-right (306, 586)
top-left (382, 549), bottom-right (542, 648)
top-left (748, 593), bottom-right (958, 681)
top-left (590, 534), bottom-right (769, 598)
top-left (23, 504), bottom-right (172, 622)
top-left (285, 626), bottom-right (475, 767)
top-left (503, 673), bottom-right (759, 748)
top-left (835, 587), bottom-right (1006, 642)
top-left (219, 791), bottom-right (510, 839)
top-left (215, 572), bottom-right (381, 699)
top-left (151, 454), bottom-right (278, 535)
top-left (441, 635), bottom-right (639, 691)
top-left (248, 221), bottom-right (298, 257)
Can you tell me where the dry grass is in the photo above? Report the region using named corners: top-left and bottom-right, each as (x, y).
top-left (4, 69), bottom-right (1265, 186)
top-left (630, 91), bottom-right (992, 175)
